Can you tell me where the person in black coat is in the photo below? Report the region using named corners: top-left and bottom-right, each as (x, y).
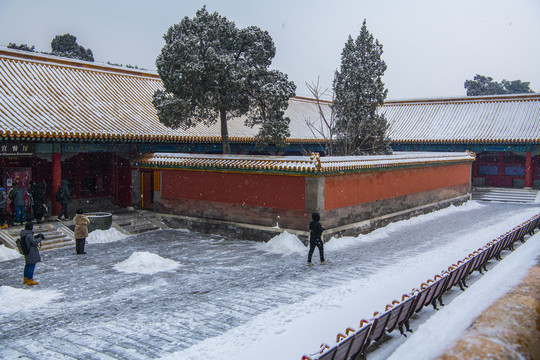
top-left (56, 180), bottom-right (71, 220)
top-left (21, 221), bottom-right (45, 285)
top-left (0, 186), bottom-right (7, 228)
top-left (307, 212), bottom-right (327, 265)
top-left (30, 181), bottom-right (47, 223)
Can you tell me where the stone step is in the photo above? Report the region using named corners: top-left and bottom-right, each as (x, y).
top-left (0, 222), bottom-right (74, 252)
top-left (120, 221), bottom-right (160, 234)
top-left (472, 188), bottom-right (538, 203)
top-left (113, 212), bottom-right (167, 235)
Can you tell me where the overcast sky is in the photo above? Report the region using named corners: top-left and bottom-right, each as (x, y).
top-left (0, 0), bottom-right (539, 100)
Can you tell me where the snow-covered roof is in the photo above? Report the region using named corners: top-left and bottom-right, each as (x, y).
top-left (0, 48), bottom-right (329, 143)
top-left (1, 48), bottom-right (537, 145)
top-left (133, 151), bottom-right (475, 174)
top-left (381, 94), bottom-right (540, 144)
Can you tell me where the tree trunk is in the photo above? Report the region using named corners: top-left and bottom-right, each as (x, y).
top-left (220, 109), bottom-right (231, 154)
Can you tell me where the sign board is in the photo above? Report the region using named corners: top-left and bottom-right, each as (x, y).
top-left (0, 142), bottom-right (35, 157)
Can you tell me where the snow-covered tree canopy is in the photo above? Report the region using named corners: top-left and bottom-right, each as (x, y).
top-left (333, 20), bottom-right (391, 156)
top-left (50, 33), bottom-right (94, 62)
top-left (464, 74), bottom-right (534, 96)
top-left (153, 7), bottom-right (296, 153)
top-left (7, 43), bottom-right (35, 52)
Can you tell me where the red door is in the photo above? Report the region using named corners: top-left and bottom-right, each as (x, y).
top-left (141, 172), bottom-right (152, 209)
top-left (116, 156), bottom-right (132, 207)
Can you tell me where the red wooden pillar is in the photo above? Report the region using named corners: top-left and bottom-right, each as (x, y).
top-left (525, 151), bottom-right (533, 188)
top-left (51, 152), bottom-right (62, 215)
top-left (109, 153), bottom-right (117, 198)
top-left (141, 172), bottom-right (152, 209)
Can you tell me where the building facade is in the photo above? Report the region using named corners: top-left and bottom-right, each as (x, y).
top-left (1, 47), bottom-right (538, 222)
top-left (381, 94), bottom-right (540, 189)
top-left (0, 48), bottom-right (327, 216)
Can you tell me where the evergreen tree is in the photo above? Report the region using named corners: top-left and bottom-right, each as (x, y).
top-left (7, 43), bottom-right (35, 52)
top-left (51, 33), bottom-right (94, 62)
top-left (501, 79), bottom-right (534, 94)
top-left (464, 74), bottom-right (534, 95)
top-left (464, 75), bottom-right (506, 96)
top-left (153, 7), bottom-right (295, 154)
top-left (333, 20), bottom-right (391, 155)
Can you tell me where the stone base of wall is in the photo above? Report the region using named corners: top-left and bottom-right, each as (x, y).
top-left (157, 184), bottom-right (470, 234)
top-left (156, 198), bottom-right (310, 230)
top-left (158, 195), bottom-right (470, 243)
top-left (321, 184), bottom-right (470, 230)
top-left (324, 194), bottom-right (470, 239)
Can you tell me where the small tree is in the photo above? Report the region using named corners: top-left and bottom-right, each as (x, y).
top-left (51, 33), bottom-right (94, 62)
top-left (7, 43), bottom-right (35, 52)
top-left (465, 74), bottom-right (534, 95)
top-left (332, 20), bottom-right (391, 155)
top-left (153, 7), bottom-right (295, 154)
top-left (303, 77), bottom-right (336, 156)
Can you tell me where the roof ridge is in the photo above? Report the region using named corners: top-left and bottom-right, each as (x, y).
top-left (0, 47), bottom-right (160, 79)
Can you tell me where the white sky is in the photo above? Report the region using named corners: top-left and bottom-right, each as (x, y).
top-left (0, 0), bottom-right (539, 100)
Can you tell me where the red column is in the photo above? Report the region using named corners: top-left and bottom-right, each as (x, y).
top-left (51, 152), bottom-right (62, 215)
top-left (525, 151), bottom-right (533, 188)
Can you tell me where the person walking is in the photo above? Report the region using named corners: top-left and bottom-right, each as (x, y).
top-left (56, 180), bottom-right (71, 220)
top-left (21, 221), bottom-right (45, 285)
top-left (73, 209), bottom-right (90, 255)
top-left (307, 212), bottom-right (327, 266)
top-left (30, 181), bottom-right (47, 223)
top-left (9, 182), bottom-right (27, 225)
top-left (0, 186), bottom-right (7, 228)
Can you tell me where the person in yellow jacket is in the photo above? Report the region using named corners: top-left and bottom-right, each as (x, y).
top-left (73, 209), bottom-right (90, 255)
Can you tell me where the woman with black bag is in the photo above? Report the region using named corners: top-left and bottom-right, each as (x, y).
top-left (21, 221), bottom-right (45, 285)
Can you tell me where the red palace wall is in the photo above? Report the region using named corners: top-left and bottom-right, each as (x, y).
top-left (161, 170), bottom-right (306, 210)
top-left (324, 163), bottom-right (471, 210)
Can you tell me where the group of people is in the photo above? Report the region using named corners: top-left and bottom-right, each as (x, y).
top-left (22, 211), bottom-right (322, 286)
top-left (16, 193), bottom-right (326, 285)
top-left (0, 178), bottom-right (91, 286)
top-left (20, 208), bottom-right (91, 286)
top-left (0, 179), bottom-right (71, 227)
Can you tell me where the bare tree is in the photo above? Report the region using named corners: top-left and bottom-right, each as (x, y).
top-left (304, 77), bottom-right (336, 156)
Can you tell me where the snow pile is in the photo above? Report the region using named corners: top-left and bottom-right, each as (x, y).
top-left (113, 251), bottom-right (180, 274)
top-left (0, 244), bottom-right (21, 261)
top-left (0, 286), bottom-right (63, 315)
top-left (87, 228), bottom-right (129, 244)
top-left (255, 231), bottom-right (306, 253)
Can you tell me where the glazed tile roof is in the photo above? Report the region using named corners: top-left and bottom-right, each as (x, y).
top-left (1, 48), bottom-right (538, 145)
top-left (133, 151), bottom-right (475, 174)
top-left (381, 94), bottom-right (540, 144)
top-left (0, 48), bottom-right (330, 143)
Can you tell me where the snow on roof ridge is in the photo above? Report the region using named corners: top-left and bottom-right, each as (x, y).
top-left (133, 151), bottom-right (475, 174)
top-left (384, 93), bottom-right (540, 105)
top-left (0, 47), bottom-right (159, 79)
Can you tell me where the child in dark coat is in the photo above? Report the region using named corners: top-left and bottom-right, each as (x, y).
top-left (308, 212), bottom-right (327, 265)
top-left (21, 221), bottom-right (45, 285)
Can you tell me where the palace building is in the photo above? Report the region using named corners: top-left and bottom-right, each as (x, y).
top-left (0, 47), bottom-right (538, 219)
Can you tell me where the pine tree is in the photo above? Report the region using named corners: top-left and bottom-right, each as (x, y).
top-left (51, 34), bottom-right (94, 62)
top-left (333, 20), bottom-right (391, 155)
top-left (7, 43), bottom-right (35, 52)
top-left (153, 7), bottom-right (295, 154)
top-left (464, 75), bottom-right (534, 95)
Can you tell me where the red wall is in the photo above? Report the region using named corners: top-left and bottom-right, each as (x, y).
top-left (324, 163), bottom-right (471, 210)
top-left (162, 170), bottom-right (306, 211)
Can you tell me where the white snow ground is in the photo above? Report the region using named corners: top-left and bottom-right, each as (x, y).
top-left (1, 200), bottom-right (539, 360)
